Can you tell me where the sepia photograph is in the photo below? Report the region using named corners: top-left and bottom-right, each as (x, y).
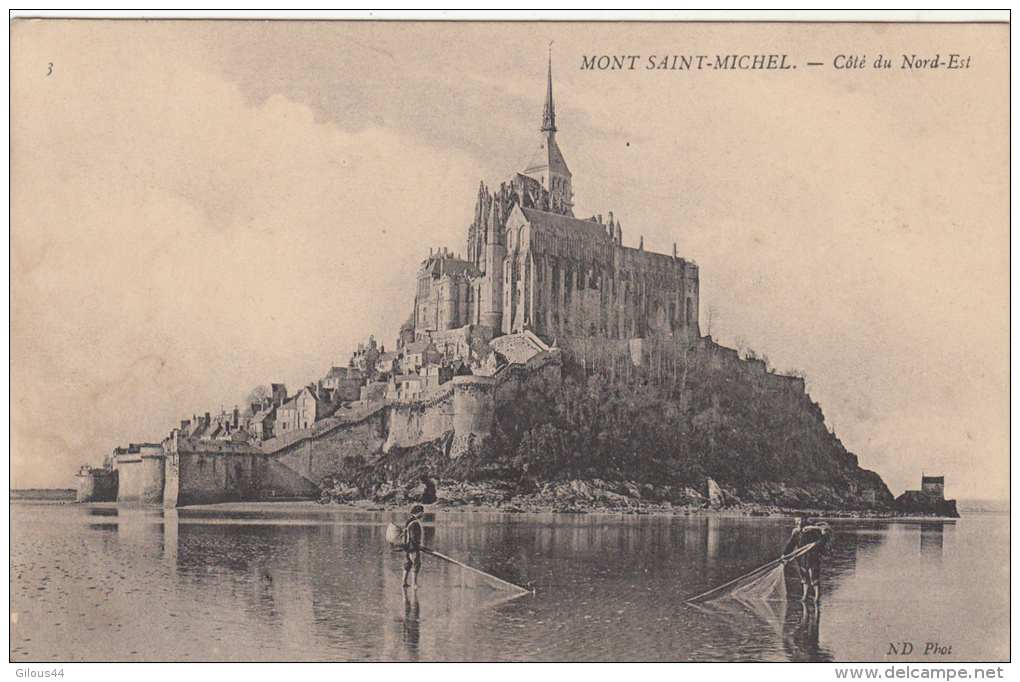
top-left (8, 14), bottom-right (1010, 666)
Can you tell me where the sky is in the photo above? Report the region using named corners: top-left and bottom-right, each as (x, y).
top-left (9, 20), bottom-right (1009, 500)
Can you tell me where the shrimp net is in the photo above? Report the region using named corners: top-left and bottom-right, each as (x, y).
top-left (686, 541), bottom-right (816, 604)
top-left (728, 562), bottom-right (788, 602)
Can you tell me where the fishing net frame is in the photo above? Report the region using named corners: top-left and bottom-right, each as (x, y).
top-left (685, 541), bottom-right (818, 604)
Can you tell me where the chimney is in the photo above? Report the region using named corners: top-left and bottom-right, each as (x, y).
top-left (673, 243), bottom-right (677, 259)
top-left (639, 236), bottom-right (644, 251)
top-left (204, 412), bottom-right (211, 426)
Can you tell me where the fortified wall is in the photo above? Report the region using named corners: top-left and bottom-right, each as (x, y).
top-left (384, 376), bottom-right (499, 458)
top-left (114, 444), bottom-right (166, 504)
top-left (266, 405), bottom-right (387, 484)
top-left (75, 466), bottom-right (118, 503)
top-left (162, 434), bottom-right (318, 507)
top-left (554, 334), bottom-right (807, 396)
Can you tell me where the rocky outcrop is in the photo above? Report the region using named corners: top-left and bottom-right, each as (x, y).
top-left (894, 491), bottom-right (960, 517)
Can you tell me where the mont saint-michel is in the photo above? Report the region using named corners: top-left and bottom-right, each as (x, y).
top-left (72, 59), bottom-right (937, 518)
top-left (11, 21), bottom-right (1007, 665)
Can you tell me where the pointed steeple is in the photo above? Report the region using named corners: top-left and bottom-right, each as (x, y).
top-left (522, 48), bottom-right (573, 216)
top-left (542, 48), bottom-right (556, 133)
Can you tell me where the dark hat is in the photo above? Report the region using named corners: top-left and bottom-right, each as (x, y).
top-left (410, 504), bottom-right (425, 516)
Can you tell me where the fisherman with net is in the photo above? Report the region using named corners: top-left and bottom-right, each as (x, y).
top-left (401, 504), bottom-right (425, 588)
top-left (686, 516), bottom-right (834, 605)
top-left (783, 516), bottom-right (832, 602)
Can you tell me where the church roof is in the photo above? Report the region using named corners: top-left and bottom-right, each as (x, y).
top-left (520, 206), bottom-right (609, 241)
top-left (426, 255), bottom-right (477, 279)
top-left (523, 135), bottom-right (571, 178)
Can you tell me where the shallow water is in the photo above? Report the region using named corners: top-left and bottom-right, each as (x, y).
top-left (9, 503), bottom-right (1009, 662)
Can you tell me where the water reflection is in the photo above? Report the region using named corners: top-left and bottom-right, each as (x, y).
top-left (783, 601), bottom-right (834, 662)
top-left (9, 505), bottom-right (1008, 662)
top-left (400, 588), bottom-right (420, 660)
top-left (920, 522), bottom-right (944, 561)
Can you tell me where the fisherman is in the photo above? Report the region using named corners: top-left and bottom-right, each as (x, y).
top-left (783, 516), bottom-right (832, 601)
top-left (402, 504), bottom-right (425, 588)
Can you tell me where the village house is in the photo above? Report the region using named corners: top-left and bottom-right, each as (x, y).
top-left (400, 339), bottom-right (441, 374)
top-left (386, 374), bottom-right (424, 401)
top-left (360, 381), bottom-right (388, 403)
top-left (320, 366), bottom-right (363, 402)
top-left (276, 386), bottom-right (322, 434)
top-left (249, 404), bottom-right (277, 441)
top-left (422, 363), bottom-right (455, 389)
top-left (375, 351), bottom-right (401, 377)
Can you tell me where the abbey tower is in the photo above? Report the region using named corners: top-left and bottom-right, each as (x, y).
top-left (414, 57), bottom-right (700, 352)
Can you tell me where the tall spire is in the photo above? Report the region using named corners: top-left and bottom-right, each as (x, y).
top-left (542, 45), bottom-right (556, 133)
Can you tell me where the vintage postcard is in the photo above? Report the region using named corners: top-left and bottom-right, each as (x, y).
top-left (9, 17), bottom-right (1009, 667)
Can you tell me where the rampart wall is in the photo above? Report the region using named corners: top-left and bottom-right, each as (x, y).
top-left (384, 385), bottom-right (456, 453)
top-left (274, 409), bottom-right (387, 484)
top-left (115, 449), bottom-right (165, 504)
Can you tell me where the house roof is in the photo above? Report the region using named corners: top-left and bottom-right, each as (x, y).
top-left (325, 366), bottom-right (349, 379)
top-left (403, 339), bottom-right (437, 355)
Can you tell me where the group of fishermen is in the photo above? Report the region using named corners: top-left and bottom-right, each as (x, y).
top-left (397, 504), bottom-right (832, 601)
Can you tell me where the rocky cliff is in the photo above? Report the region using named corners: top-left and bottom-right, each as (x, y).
top-left (318, 339), bottom-right (898, 513)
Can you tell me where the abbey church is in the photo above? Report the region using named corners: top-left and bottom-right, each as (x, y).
top-left (413, 59), bottom-right (700, 351)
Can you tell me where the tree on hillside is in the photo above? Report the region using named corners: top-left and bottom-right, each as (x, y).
top-left (246, 385), bottom-right (270, 406)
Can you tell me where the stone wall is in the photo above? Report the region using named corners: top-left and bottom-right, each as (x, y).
top-left (274, 410), bottom-right (387, 484)
top-left (384, 385), bottom-right (456, 453)
top-left (164, 451), bottom-right (265, 507)
top-left (114, 447), bottom-right (165, 504)
top-left (162, 435), bottom-right (318, 507)
top-left (450, 376), bottom-right (497, 458)
top-left (493, 350), bottom-right (563, 405)
top-left (75, 468), bottom-right (118, 503)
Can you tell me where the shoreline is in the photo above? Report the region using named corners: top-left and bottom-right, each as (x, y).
top-left (19, 498), bottom-right (970, 521)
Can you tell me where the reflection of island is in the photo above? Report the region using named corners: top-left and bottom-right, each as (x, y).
top-left (919, 522), bottom-right (944, 562)
top-left (783, 601), bottom-right (834, 662)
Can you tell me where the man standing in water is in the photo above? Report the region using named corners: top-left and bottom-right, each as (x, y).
top-left (784, 516), bottom-right (832, 601)
top-left (402, 504), bottom-right (425, 588)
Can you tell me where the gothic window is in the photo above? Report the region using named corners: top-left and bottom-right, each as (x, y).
top-left (686, 298), bottom-right (694, 327)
